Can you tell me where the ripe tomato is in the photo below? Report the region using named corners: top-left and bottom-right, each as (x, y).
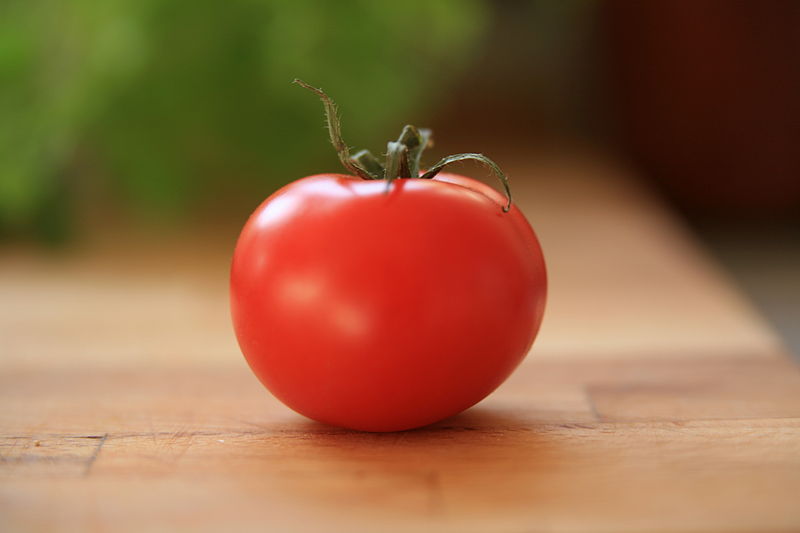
top-left (231, 172), bottom-right (546, 431)
top-left (230, 80), bottom-right (546, 431)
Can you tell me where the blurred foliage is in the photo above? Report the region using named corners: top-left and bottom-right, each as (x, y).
top-left (0, 0), bottom-right (486, 241)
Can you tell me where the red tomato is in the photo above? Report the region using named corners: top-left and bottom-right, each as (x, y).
top-left (230, 172), bottom-right (547, 431)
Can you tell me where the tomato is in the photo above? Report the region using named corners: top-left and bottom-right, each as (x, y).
top-left (229, 80), bottom-right (546, 431)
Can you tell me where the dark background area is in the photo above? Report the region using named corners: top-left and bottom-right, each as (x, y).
top-left (433, 0), bottom-right (800, 352)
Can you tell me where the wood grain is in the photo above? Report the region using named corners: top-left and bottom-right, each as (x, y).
top-left (1, 154), bottom-right (797, 532)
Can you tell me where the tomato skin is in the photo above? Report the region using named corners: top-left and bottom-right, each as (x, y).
top-left (230, 173), bottom-right (546, 431)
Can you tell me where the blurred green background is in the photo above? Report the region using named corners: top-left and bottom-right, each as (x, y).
top-left (2, 0), bottom-right (798, 355)
top-left (1, 0), bottom-right (488, 242)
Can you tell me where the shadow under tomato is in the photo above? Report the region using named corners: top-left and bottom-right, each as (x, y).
top-left (236, 406), bottom-right (569, 519)
top-left (291, 404), bottom-right (538, 434)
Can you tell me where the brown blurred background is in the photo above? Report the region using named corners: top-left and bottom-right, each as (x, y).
top-left (1, 0), bottom-right (798, 353)
top-left (434, 0), bottom-right (800, 352)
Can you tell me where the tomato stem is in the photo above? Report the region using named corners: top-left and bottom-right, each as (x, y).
top-left (293, 79), bottom-right (512, 211)
top-left (351, 150), bottom-right (384, 179)
top-left (421, 153), bottom-right (512, 212)
top-left (384, 142), bottom-right (406, 183)
top-left (292, 79), bottom-right (375, 180)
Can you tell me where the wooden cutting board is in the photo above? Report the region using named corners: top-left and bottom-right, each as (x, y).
top-left (1, 154), bottom-right (798, 532)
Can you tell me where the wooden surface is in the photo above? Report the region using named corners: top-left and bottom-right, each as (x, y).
top-left (1, 153), bottom-right (798, 532)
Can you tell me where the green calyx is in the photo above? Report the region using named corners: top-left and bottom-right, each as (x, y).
top-left (293, 79), bottom-right (512, 212)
